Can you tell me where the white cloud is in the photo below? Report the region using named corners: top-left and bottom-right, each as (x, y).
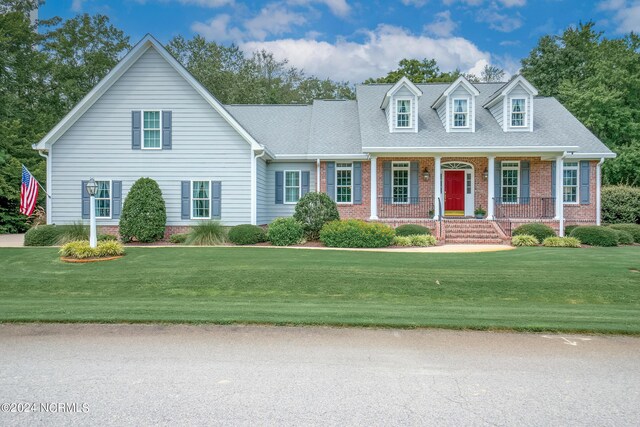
top-left (497, 0), bottom-right (526, 7)
top-left (476, 9), bottom-right (522, 32)
top-left (241, 24), bottom-right (492, 82)
top-left (177, 0), bottom-right (234, 6)
top-left (71, 0), bottom-right (86, 12)
top-left (442, 0), bottom-right (525, 5)
top-left (401, 0), bottom-right (429, 6)
top-left (191, 14), bottom-right (244, 42)
top-left (287, 0), bottom-right (351, 17)
top-left (598, 0), bottom-right (640, 33)
top-left (442, 0), bottom-right (483, 6)
top-left (424, 10), bottom-right (457, 37)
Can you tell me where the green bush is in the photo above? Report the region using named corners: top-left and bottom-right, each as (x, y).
top-left (393, 234), bottom-right (437, 247)
top-left (612, 229), bottom-right (634, 245)
top-left (293, 192), bottom-right (340, 240)
top-left (512, 223), bottom-right (556, 242)
top-left (393, 236), bottom-right (413, 247)
top-left (185, 221), bottom-right (227, 246)
top-left (320, 220), bottom-right (395, 248)
top-left (511, 234), bottom-right (539, 247)
top-left (569, 226), bottom-right (618, 247)
top-left (395, 224), bottom-right (431, 237)
top-left (542, 236), bottom-right (581, 248)
top-left (601, 185), bottom-right (640, 224)
top-left (119, 178), bottom-right (166, 243)
top-left (98, 234), bottom-right (118, 242)
top-left (228, 224), bottom-right (266, 245)
top-left (564, 225), bottom-right (580, 236)
top-left (24, 225), bottom-right (60, 246)
top-left (59, 240), bottom-right (125, 259)
top-left (169, 233), bottom-right (188, 244)
top-left (607, 224), bottom-right (640, 243)
top-left (56, 222), bottom-right (89, 245)
top-left (267, 217), bottom-right (304, 246)
top-left (96, 240), bottom-right (125, 257)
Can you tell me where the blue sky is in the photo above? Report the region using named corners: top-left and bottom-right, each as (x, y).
top-left (40, 0), bottom-right (639, 82)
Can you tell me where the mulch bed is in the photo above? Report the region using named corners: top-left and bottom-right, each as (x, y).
top-left (60, 255), bottom-right (124, 263)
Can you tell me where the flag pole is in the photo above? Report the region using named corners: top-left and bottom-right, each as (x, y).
top-left (22, 164), bottom-right (51, 199)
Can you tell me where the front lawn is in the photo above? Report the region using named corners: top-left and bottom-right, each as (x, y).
top-left (1, 247), bottom-right (639, 333)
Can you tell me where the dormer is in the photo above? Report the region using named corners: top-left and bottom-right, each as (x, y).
top-left (431, 76), bottom-right (480, 133)
top-left (483, 75), bottom-right (538, 132)
top-left (380, 77), bottom-right (422, 133)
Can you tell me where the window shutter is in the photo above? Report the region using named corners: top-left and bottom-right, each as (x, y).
top-left (494, 161), bottom-right (501, 204)
top-left (410, 161), bottom-right (419, 204)
top-left (301, 171), bottom-right (310, 196)
top-left (520, 161), bottom-right (530, 204)
top-left (383, 161), bottom-right (392, 204)
top-left (162, 111), bottom-right (172, 150)
top-left (275, 171), bottom-right (284, 204)
top-left (353, 161), bottom-right (362, 205)
top-left (112, 181), bottom-right (123, 219)
top-left (212, 181), bottom-right (221, 219)
top-left (132, 111), bottom-right (141, 150)
top-left (551, 161), bottom-right (556, 201)
top-left (81, 180), bottom-right (90, 219)
top-left (181, 181), bottom-right (190, 219)
top-left (580, 161), bottom-right (590, 204)
top-left (326, 162), bottom-right (336, 201)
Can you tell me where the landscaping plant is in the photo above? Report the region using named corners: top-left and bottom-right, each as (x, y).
top-left (601, 185), bottom-right (640, 224)
top-left (293, 192), bottom-right (340, 240)
top-left (607, 224), bottom-right (640, 243)
top-left (395, 224), bottom-right (431, 237)
top-left (169, 233), bottom-right (188, 244)
top-left (320, 220), bottom-right (395, 248)
top-left (119, 178), bottom-right (167, 243)
top-left (59, 240), bottom-right (125, 259)
top-left (56, 222), bottom-right (89, 245)
top-left (408, 234), bottom-right (437, 247)
top-left (267, 218), bottom-right (304, 246)
top-left (228, 224), bottom-right (266, 245)
top-left (185, 221), bottom-right (227, 246)
top-left (542, 236), bottom-right (581, 248)
top-left (511, 234), bottom-right (539, 247)
top-left (569, 226), bottom-right (618, 247)
top-left (24, 225), bottom-right (61, 246)
top-left (612, 229), bottom-right (634, 245)
top-left (512, 223), bottom-right (556, 242)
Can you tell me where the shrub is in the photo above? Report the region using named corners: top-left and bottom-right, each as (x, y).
top-left (601, 185), bottom-right (640, 224)
top-left (320, 220), bottom-right (395, 248)
top-left (59, 240), bottom-right (125, 259)
top-left (569, 226), bottom-right (618, 247)
top-left (393, 236), bottom-right (413, 246)
top-left (169, 233), bottom-right (188, 244)
top-left (267, 217), bottom-right (304, 246)
top-left (612, 229), bottom-right (634, 245)
top-left (409, 234), bottom-right (437, 247)
top-left (185, 221), bottom-right (227, 246)
top-left (56, 222), bottom-right (89, 245)
top-left (512, 223), bottom-right (556, 242)
top-left (24, 225), bottom-right (60, 246)
top-left (542, 236), bottom-right (581, 248)
top-left (98, 234), bottom-right (118, 242)
top-left (293, 192), bottom-right (340, 240)
top-left (119, 177), bottom-right (166, 243)
top-left (228, 224), bottom-right (266, 245)
top-left (608, 224), bottom-right (640, 243)
top-left (511, 234), bottom-right (539, 247)
top-left (96, 240), bottom-right (125, 257)
top-left (564, 225), bottom-right (580, 236)
top-left (395, 224), bottom-right (431, 237)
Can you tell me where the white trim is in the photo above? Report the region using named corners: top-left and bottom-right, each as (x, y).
top-left (190, 179), bottom-right (212, 220)
top-left (596, 158), bottom-right (604, 226)
top-left (487, 156), bottom-right (495, 220)
top-left (274, 154), bottom-right (369, 160)
top-left (431, 76), bottom-right (480, 109)
top-left (564, 152), bottom-right (617, 159)
top-left (555, 156), bottom-right (565, 235)
top-left (394, 97), bottom-right (413, 130)
top-left (482, 75), bottom-right (539, 108)
top-left (441, 162), bottom-right (474, 216)
top-left (433, 156), bottom-right (441, 219)
top-left (380, 76), bottom-right (422, 109)
top-left (38, 149), bottom-right (52, 224)
top-left (335, 162), bottom-right (353, 204)
top-left (251, 150), bottom-right (265, 225)
top-left (283, 170), bottom-right (301, 204)
top-left (369, 157), bottom-right (378, 220)
top-left (510, 98), bottom-right (527, 128)
top-left (391, 161), bottom-right (410, 205)
top-left (452, 98), bottom-right (470, 129)
top-left (500, 160), bottom-right (520, 204)
top-left (94, 179), bottom-right (112, 220)
top-left (562, 161), bottom-right (580, 205)
top-left (141, 110), bottom-right (162, 150)
top-left (316, 158), bottom-right (320, 192)
top-left (362, 146), bottom-right (579, 153)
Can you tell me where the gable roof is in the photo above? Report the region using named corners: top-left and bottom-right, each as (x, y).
top-left (431, 76), bottom-right (480, 109)
top-left (380, 76), bottom-right (423, 109)
top-left (33, 34), bottom-right (266, 153)
top-left (482, 75), bottom-right (539, 108)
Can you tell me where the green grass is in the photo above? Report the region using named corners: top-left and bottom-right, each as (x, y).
top-left (1, 247), bottom-right (639, 334)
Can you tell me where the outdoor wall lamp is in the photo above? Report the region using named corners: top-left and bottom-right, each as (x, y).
top-left (422, 167), bottom-right (430, 181)
top-left (483, 168), bottom-right (489, 181)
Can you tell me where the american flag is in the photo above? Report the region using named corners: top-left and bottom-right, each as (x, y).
top-left (20, 165), bottom-right (39, 216)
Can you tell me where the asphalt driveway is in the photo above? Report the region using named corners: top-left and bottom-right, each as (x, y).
top-left (0, 324), bottom-right (638, 426)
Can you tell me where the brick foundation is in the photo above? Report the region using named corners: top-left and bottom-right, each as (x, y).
top-left (98, 225), bottom-right (191, 240)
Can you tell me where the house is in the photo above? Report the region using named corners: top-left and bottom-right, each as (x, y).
top-left (33, 35), bottom-right (615, 243)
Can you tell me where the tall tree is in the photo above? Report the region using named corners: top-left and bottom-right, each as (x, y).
top-left (365, 58), bottom-right (461, 84)
top-left (480, 64), bottom-right (505, 82)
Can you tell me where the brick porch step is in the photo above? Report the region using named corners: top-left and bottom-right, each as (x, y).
top-left (443, 220), bottom-right (506, 245)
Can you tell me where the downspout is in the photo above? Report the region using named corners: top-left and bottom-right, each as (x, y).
top-left (251, 150), bottom-right (266, 226)
top-left (37, 149), bottom-right (51, 224)
top-left (556, 152), bottom-right (567, 236)
top-left (596, 157), bottom-right (605, 226)
top-left (316, 158), bottom-right (320, 192)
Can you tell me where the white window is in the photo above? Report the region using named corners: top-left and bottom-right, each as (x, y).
top-left (143, 111), bottom-right (161, 149)
top-left (95, 180), bottom-right (111, 218)
top-left (453, 98), bottom-right (469, 128)
top-left (392, 162), bottom-right (410, 204)
top-left (192, 180), bottom-right (210, 219)
top-left (396, 99), bottom-right (412, 128)
top-left (336, 163), bottom-right (352, 204)
top-left (563, 162), bottom-right (579, 204)
top-left (511, 99), bottom-right (526, 127)
top-left (284, 170), bottom-right (301, 204)
top-left (501, 161), bottom-right (519, 203)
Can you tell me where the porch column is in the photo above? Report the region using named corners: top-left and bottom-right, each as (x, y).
top-left (433, 156), bottom-right (441, 219)
top-left (369, 156), bottom-right (378, 220)
top-left (487, 156), bottom-right (495, 220)
top-left (555, 156), bottom-right (565, 236)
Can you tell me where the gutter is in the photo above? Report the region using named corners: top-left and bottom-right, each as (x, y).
top-left (37, 149), bottom-right (52, 224)
top-left (596, 157), bottom-right (605, 226)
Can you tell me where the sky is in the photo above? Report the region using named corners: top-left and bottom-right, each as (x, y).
top-left (39, 0), bottom-right (639, 83)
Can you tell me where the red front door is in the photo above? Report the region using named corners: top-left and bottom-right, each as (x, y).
top-left (444, 170), bottom-right (465, 214)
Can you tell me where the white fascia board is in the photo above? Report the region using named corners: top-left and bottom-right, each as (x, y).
top-left (380, 77), bottom-right (423, 109)
top-left (274, 154), bottom-right (369, 160)
top-left (431, 76), bottom-right (479, 109)
top-left (564, 152), bottom-right (617, 159)
top-left (362, 146), bottom-right (579, 154)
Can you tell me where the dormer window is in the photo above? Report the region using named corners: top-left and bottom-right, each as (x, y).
top-left (511, 98), bottom-right (526, 127)
top-left (453, 99), bottom-right (469, 128)
top-left (396, 99), bottom-right (412, 128)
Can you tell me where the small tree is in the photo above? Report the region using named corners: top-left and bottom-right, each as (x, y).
top-left (119, 178), bottom-right (166, 242)
top-left (293, 192), bottom-right (340, 240)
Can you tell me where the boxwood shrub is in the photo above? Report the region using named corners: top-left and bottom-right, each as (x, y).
top-left (612, 229), bottom-right (634, 245)
top-left (569, 226), bottom-right (618, 247)
top-left (542, 236), bottom-right (581, 248)
top-left (228, 224), bottom-right (266, 245)
top-left (601, 185), bottom-right (640, 224)
top-left (395, 224), bottom-right (431, 237)
top-left (512, 223), bottom-right (556, 242)
top-left (119, 177), bottom-right (166, 243)
top-left (511, 234), bottom-right (539, 247)
top-left (293, 192), bottom-right (339, 240)
top-left (267, 217), bottom-right (304, 246)
top-left (24, 225), bottom-right (60, 246)
top-left (607, 224), bottom-right (640, 243)
top-left (320, 220), bottom-right (395, 248)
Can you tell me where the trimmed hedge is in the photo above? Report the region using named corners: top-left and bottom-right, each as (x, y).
top-left (607, 224), bottom-right (640, 243)
top-left (320, 220), bottom-right (395, 248)
top-left (395, 224), bottom-right (431, 237)
top-left (119, 178), bottom-right (167, 243)
top-left (601, 185), bottom-right (640, 224)
top-left (24, 225), bottom-right (60, 246)
top-left (542, 236), bottom-right (581, 248)
top-left (293, 192), bottom-right (340, 240)
top-left (612, 229), bottom-right (634, 245)
top-left (228, 224), bottom-right (266, 245)
top-left (59, 240), bottom-right (125, 259)
top-left (512, 223), bottom-right (556, 242)
top-left (569, 226), bottom-right (618, 247)
top-left (511, 234), bottom-right (539, 247)
top-left (564, 225), bottom-right (580, 236)
top-left (393, 234), bottom-right (437, 247)
top-left (268, 217), bottom-right (304, 246)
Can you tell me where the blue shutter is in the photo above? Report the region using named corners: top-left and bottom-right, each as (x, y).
top-left (353, 161), bottom-right (362, 205)
top-left (580, 160), bottom-right (590, 204)
top-left (275, 171), bottom-right (283, 204)
top-left (551, 161), bottom-right (556, 201)
top-left (81, 180), bottom-right (90, 219)
top-left (162, 111), bottom-right (172, 150)
top-left (383, 161), bottom-right (392, 204)
top-left (112, 181), bottom-right (122, 219)
top-left (326, 162), bottom-right (336, 201)
top-left (301, 171), bottom-right (310, 196)
top-left (520, 161), bottom-right (530, 204)
top-left (132, 111), bottom-right (141, 149)
top-left (181, 181), bottom-right (190, 219)
top-left (211, 181), bottom-right (221, 219)
top-left (494, 161), bottom-right (501, 204)
top-left (410, 161), bottom-right (419, 204)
